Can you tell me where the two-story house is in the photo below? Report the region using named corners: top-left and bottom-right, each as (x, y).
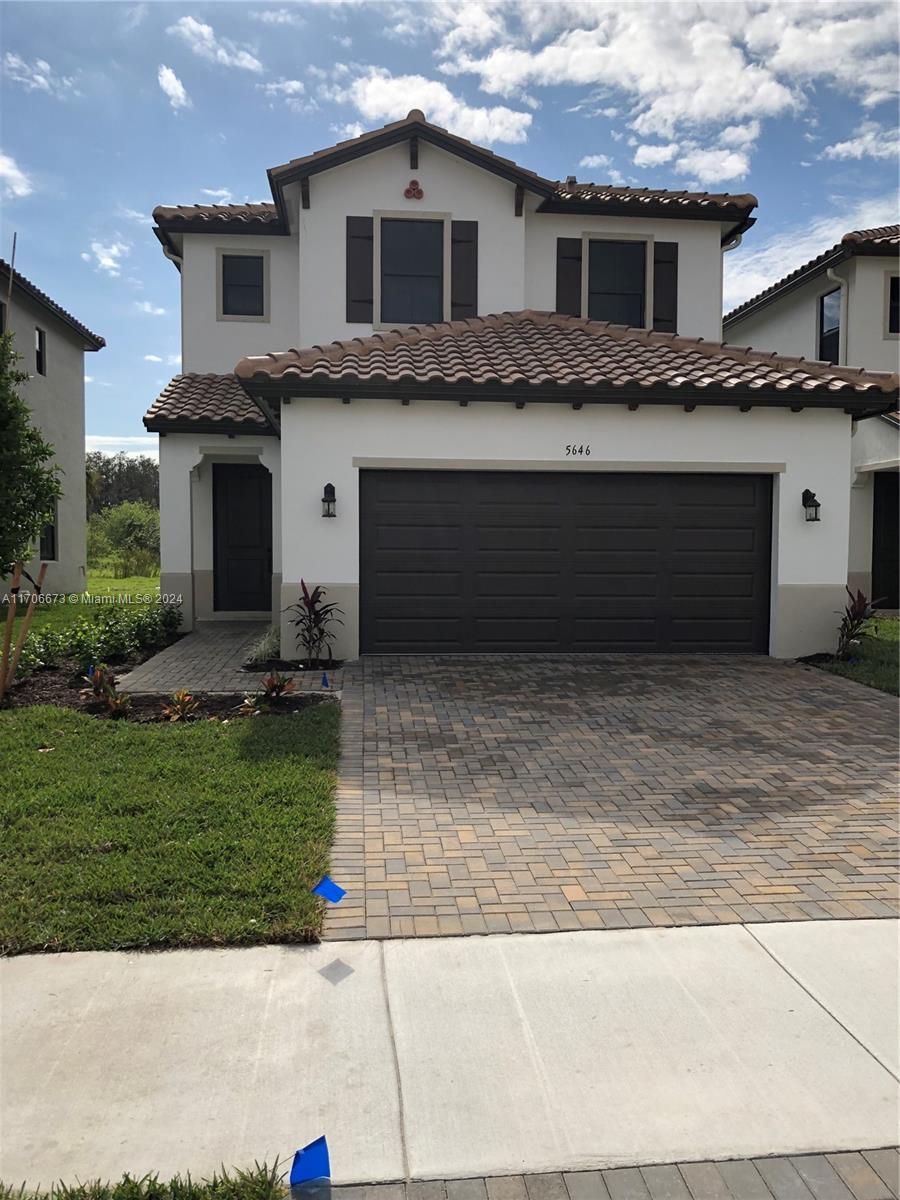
top-left (1, 259), bottom-right (105, 595)
top-left (725, 226), bottom-right (899, 608)
top-left (145, 111), bottom-right (897, 661)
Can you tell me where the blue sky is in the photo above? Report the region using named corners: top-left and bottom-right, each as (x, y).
top-left (1, 0), bottom-right (897, 458)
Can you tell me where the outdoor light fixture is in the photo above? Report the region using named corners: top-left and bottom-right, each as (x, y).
top-left (321, 483), bottom-right (337, 518)
top-left (802, 489), bottom-right (821, 522)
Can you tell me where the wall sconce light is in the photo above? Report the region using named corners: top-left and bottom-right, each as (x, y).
top-left (801, 489), bottom-right (821, 522)
top-left (321, 483), bottom-right (336, 518)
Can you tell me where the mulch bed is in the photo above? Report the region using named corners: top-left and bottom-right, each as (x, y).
top-left (2, 661), bottom-right (329, 723)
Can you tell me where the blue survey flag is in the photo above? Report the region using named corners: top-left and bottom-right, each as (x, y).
top-left (289, 1135), bottom-right (330, 1185)
top-left (312, 875), bottom-right (346, 904)
top-left (321, 672), bottom-right (330, 689)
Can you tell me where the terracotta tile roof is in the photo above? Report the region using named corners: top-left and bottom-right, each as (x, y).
top-left (152, 202), bottom-right (284, 233)
top-left (143, 374), bottom-right (273, 433)
top-left (234, 311), bottom-right (898, 409)
top-left (724, 224), bottom-right (900, 326)
top-left (0, 259), bottom-right (104, 350)
top-left (543, 181), bottom-right (757, 222)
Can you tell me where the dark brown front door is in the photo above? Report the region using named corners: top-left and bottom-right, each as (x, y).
top-left (360, 470), bottom-right (772, 654)
top-left (872, 471), bottom-right (899, 608)
top-left (213, 463), bottom-right (272, 612)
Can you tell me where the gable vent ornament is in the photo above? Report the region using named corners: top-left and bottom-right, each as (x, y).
top-left (404, 179), bottom-right (424, 199)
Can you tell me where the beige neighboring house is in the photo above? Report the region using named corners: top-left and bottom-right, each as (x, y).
top-left (1, 259), bottom-right (105, 595)
top-left (724, 226), bottom-right (899, 607)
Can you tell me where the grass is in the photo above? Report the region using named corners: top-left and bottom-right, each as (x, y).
top-left (0, 702), bottom-right (340, 955)
top-left (820, 616), bottom-right (899, 696)
top-left (0, 1163), bottom-right (286, 1200)
top-left (10, 573), bottom-right (161, 634)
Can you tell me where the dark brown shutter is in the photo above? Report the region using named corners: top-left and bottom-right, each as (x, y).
top-left (346, 216), bottom-right (373, 323)
top-left (450, 221), bottom-right (478, 320)
top-left (652, 241), bottom-right (678, 333)
top-left (556, 238), bottom-right (582, 316)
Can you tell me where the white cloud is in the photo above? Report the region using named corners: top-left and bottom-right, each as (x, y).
top-left (2, 53), bottom-right (77, 98)
top-left (200, 186), bottom-right (233, 202)
top-left (578, 153), bottom-right (626, 184)
top-left (166, 353), bottom-right (182, 367)
top-left (86, 435), bottom-right (159, 461)
top-left (135, 301), bottom-right (167, 316)
top-left (332, 67), bottom-right (532, 144)
top-left (0, 151), bottom-right (33, 199)
top-left (119, 206), bottom-right (152, 225)
top-left (83, 240), bottom-right (131, 277)
top-left (259, 79), bottom-right (307, 112)
top-left (718, 120), bottom-right (761, 148)
top-left (84, 375), bottom-right (94, 383)
top-left (723, 193), bottom-right (900, 313)
top-left (121, 4), bottom-right (148, 32)
top-left (674, 146), bottom-right (750, 184)
top-left (633, 142), bottom-right (678, 167)
top-left (334, 121), bottom-right (365, 140)
top-left (158, 65), bottom-right (191, 111)
top-left (250, 8), bottom-right (304, 25)
top-left (167, 16), bottom-right (263, 72)
top-left (143, 354), bottom-right (163, 362)
top-left (821, 121), bottom-right (898, 161)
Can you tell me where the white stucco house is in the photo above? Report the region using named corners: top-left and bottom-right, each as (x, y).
top-left (145, 111), bottom-right (898, 661)
top-left (724, 226), bottom-right (899, 608)
top-left (1, 259), bottom-right (105, 595)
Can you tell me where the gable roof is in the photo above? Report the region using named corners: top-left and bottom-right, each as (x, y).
top-left (144, 373), bottom-right (275, 434)
top-left (233, 310), bottom-right (897, 416)
top-left (0, 259), bottom-right (105, 351)
top-left (153, 110), bottom-right (757, 253)
top-left (724, 225), bottom-right (900, 327)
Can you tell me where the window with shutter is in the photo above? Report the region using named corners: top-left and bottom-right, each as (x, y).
top-left (652, 242), bottom-right (678, 333)
top-left (451, 221), bottom-right (478, 319)
top-left (587, 240), bottom-right (646, 326)
top-left (888, 275), bottom-right (899, 335)
top-left (346, 216), bottom-right (374, 323)
top-left (555, 238), bottom-right (582, 316)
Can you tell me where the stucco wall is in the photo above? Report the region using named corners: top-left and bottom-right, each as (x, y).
top-left (180, 233), bottom-right (300, 374)
top-left (5, 290), bottom-right (89, 595)
top-left (845, 257), bottom-right (900, 371)
top-left (725, 261), bottom-right (853, 362)
top-left (278, 400), bottom-right (853, 660)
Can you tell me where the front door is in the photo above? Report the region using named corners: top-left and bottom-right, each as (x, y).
top-left (213, 463), bottom-right (272, 611)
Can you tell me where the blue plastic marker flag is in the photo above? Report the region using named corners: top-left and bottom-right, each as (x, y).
top-left (321, 672), bottom-right (330, 689)
top-left (289, 1135), bottom-right (330, 1186)
top-left (312, 875), bottom-right (346, 904)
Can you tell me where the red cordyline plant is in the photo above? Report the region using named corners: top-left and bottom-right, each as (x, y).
top-left (835, 587), bottom-right (882, 661)
top-left (286, 580), bottom-right (344, 667)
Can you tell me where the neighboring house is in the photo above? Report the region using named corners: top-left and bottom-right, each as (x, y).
top-left (1, 260), bottom-right (105, 595)
top-left (724, 227), bottom-right (899, 607)
top-left (145, 110), bottom-right (898, 661)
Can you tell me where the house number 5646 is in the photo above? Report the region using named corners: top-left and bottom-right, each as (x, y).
top-left (565, 444), bottom-right (591, 456)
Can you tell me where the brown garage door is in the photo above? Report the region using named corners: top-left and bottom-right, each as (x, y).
top-left (359, 470), bottom-right (772, 653)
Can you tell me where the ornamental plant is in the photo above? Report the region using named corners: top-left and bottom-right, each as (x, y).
top-left (286, 580), bottom-right (344, 667)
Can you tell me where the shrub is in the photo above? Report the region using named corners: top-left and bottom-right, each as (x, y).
top-left (15, 601), bottom-right (181, 678)
top-left (87, 501), bottom-right (160, 578)
top-left (286, 580), bottom-right (344, 666)
top-left (244, 625), bottom-right (280, 667)
top-left (835, 587), bottom-right (881, 661)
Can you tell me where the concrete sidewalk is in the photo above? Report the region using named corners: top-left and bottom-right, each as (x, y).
top-left (1, 921), bottom-right (897, 1188)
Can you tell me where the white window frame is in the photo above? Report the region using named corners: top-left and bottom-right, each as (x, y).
top-left (580, 231), bottom-right (654, 330)
top-left (883, 271), bottom-right (899, 340)
top-left (373, 211), bottom-right (451, 329)
top-left (216, 247), bottom-right (270, 324)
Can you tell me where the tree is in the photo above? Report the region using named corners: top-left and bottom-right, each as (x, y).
top-left (0, 331), bottom-right (60, 575)
top-left (85, 451), bottom-right (158, 513)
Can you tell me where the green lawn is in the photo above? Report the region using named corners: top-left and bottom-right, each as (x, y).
top-left (15, 573), bottom-right (160, 633)
top-left (0, 703), bottom-right (340, 955)
top-left (0, 1164), bottom-right (285, 1200)
top-left (821, 616), bottom-right (899, 695)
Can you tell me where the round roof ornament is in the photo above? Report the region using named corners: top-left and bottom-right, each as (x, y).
top-left (407, 109), bottom-right (426, 122)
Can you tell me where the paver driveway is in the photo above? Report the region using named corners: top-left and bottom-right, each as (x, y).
top-left (325, 656), bottom-right (899, 940)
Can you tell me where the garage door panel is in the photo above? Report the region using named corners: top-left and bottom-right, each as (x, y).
top-left (360, 471), bottom-right (771, 653)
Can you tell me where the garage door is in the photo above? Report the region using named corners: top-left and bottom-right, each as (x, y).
top-left (359, 470), bottom-right (772, 653)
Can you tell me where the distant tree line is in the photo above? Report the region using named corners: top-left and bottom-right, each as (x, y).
top-left (85, 451), bottom-right (158, 514)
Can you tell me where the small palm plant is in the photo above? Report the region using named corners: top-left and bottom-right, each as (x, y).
top-left (286, 580), bottom-right (344, 667)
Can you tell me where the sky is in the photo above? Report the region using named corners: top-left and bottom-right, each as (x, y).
top-left (1, 0), bottom-right (898, 460)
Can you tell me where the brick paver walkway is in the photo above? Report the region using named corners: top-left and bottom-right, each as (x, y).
top-left (325, 656), bottom-right (898, 940)
top-left (117, 622), bottom-right (343, 694)
top-left (332, 1149), bottom-right (900, 1200)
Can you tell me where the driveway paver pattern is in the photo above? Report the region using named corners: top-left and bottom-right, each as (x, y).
top-left (332, 1150), bottom-right (900, 1200)
top-left (325, 656), bottom-right (898, 940)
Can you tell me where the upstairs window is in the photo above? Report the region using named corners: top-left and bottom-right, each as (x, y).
top-left (39, 501), bottom-right (57, 561)
top-left (587, 239), bottom-right (647, 326)
top-left (379, 218), bottom-right (444, 325)
top-left (219, 252), bottom-right (267, 320)
top-left (818, 289), bottom-right (841, 362)
top-left (0, 300), bottom-right (6, 334)
top-left (888, 275), bottom-right (899, 336)
top-left (35, 326), bottom-right (46, 375)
